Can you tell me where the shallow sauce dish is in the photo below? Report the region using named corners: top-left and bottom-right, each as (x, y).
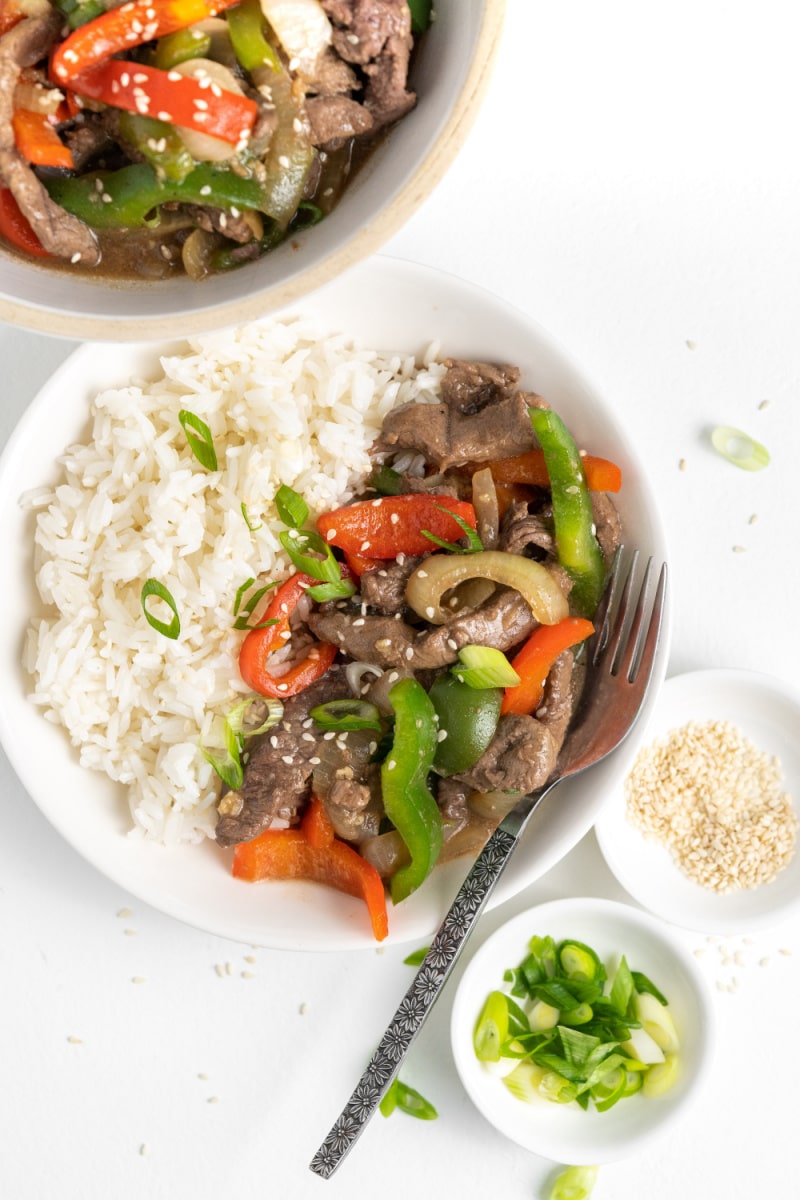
top-left (0, 256), bottom-right (669, 950)
top-left (595, 668), bottom-right (800, 934)
top-left (450, 897), bottom-right (716, 1165)
top-left (0, 0), bottom-right (504, 340)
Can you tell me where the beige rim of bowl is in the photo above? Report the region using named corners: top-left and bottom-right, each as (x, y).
top-left (0, 0), bottom-right (507, 340)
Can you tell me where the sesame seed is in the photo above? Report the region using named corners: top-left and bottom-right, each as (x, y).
top-left (278, 155), bottom-right (290, 168)
top-left (70, 252), bottom-right (82, 263)
top-left (758, 398), bottom-right (771, 410)
top-left (437, 730), bottom-right (448, 742)
top-left (157, 112), bottom-right (173, 122)
top-left (386, 760), bottom-right (396, 771)
top-left (678, 457), bottom-right (687, 471)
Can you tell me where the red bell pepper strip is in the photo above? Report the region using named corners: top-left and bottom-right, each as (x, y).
top-left (0, 187), bottom-right (49, 257)
top-left (50, 0), bottom-right (242, 83)
top-left (65, 61), bottom-right (257, 145)
top-left (232, 798), bottom-right (389, 942)
top-left (12, 109), bottom-right (74, 169)
top-left (488, 449), bottom-right (622, 494)
top-left (238, 572), bottom-right (337, 699)
top-left (317, 494), bottom-right (478, 561)
top-left (501, 617), bottom-right (595, 716)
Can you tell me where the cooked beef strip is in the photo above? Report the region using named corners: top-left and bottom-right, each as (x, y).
top-left (306, 94), bottom-right (373, 148)
top-left (307, 604), bottom-right (416, 667)
top-left (214, 665), bottom-right (350, 847)
top-left (0, 12), bottom-right (101, 265)
top-left (411, 587), bottom-right (540, 670)
top-left (324, 769), bottom-right (383, 843)
top-left (440, 360), bottom-right (520, 413)
top-left (499, 501), bottom-right (555, 558)
top-left (591, 491), bottom-right (623, 561)
top-left (183, 204), bottom-right (257, 243)
top-left (303, 45), bottom-right (360, 94)
top-left (377, 359), bottom-right (543, 470)
top-left (320, 0), bottom-right (415, 128)
top-left (453, 713), bottom-right (558, 795)
top-left (358, 556), bottom-right (421, 615)
top-left (60, 114), bottom-right (114, 173)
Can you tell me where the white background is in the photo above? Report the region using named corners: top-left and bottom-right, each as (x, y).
top-left (2, 3), bottom-right (799, 1197)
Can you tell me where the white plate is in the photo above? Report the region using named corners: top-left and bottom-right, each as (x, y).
top-left (450, 897), bottom-right (716, 1164)
top-left (595, 668), bottom-right (800, 933)
top-left (0, 256), bottom-right (669, 951)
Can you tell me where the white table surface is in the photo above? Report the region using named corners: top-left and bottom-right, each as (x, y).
top-left (2, 3), bottom-right (799, 1198)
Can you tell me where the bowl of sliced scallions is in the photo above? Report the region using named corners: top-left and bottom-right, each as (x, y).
top-left (450, 897), bottom-right (716, 1165)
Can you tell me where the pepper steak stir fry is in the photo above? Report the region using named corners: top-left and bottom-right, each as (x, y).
top-left (216, 359), bottom-right (624, 940)
top-left (0, 0), bottom-right (427, 278)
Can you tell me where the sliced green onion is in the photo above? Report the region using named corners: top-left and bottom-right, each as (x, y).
top-left (379, 1078), bottom-right (437, 1120)
top-left (233, 577), bottom-right (256, 616)
top-left (560, 1002), bottom-right (593, 1026)
top-left (279, 528), bottom-right (342, 583)
top-left (711, 425), bottom-right (770, 471)
top-left (473, 990), bottom-right (509, 1063)
top-left (241, 502), bottom-right (262, 532)
top-left (225, 695), bottom-right (284, 741)
top-left (369, 465), bottom-right (403, 496)
top-left (559, 940), bottom-right (606, 984)
top-left (394, 1081), bottom-right (438, 1120)
top-left (305, 578), bottom-right (356, 603)
top-left (549, 1165), bottom-right (599, 1200)
top-left (275, 484), bottom-right (309, 529)
top-left (403, 945), bottom-right (430, 967)
top-left (309, 699), bottom-right (382, 732)
top-left (179, 409), bottom-right (218, 471)
top-left (538, 1071), bottom-right (578, 1105)
top-left (591, 1065), bottom-right (627, 1112)
top-left (631, 970), bottom-right (668, 1006)
top-left (141, 578), bottom-right (180, 639)
top-left (502, 1060), bottom-right (546, 1103)
top-left (422, 506), bottom-right (484, 554)
top-left (293, 200), bottom-right (324, 230)
top-left (609, 954), bottom-right (634, 1016)
top-left (642, 1053), bottom-right (680, 1097)
top-left (201, 718), bottom-right (244, 790)
top-left (452, 644), bottom-right (521, 689)
top-left (233, 580), bottom-right (279, 630)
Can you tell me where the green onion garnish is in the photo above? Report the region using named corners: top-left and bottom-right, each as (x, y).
top-left (403, 945), bottom-right (430, 967)
top-left (179, 409), bottom-right (218, 471)
top-left (711, 425), bottom-right (770, 470)
top-left (474, 932), bottom-right (679, 1115)
top-left (241, 502), bottom-right (262, 531)
top-left (141, 578), bottom-right (181, 639)
top-left (279, 528), bottom-right (341, 583)
top-left (549, 1165), bottom-right (599, 1200)
top-left (233, 579), bottom-right (279, 630)
top-left (422, 506), bottom-right (484, 554)
top-left (369, 465), bottom-right (403, 496)
top-left (379, 1079), bottom-right (437, 1121)
top-left (306, 578), bottom-right (357, 603)
top-left (309, 699), bottom-right (383, 732)
top-left (226, 695), bottom-right (283, 740)
top-left (452, 645), bottom-right (521, 689)
top-left (201, 717), bottom-right (243, 789)
top-left (233, 577), bottom-right (256, 616)
top-left (275, 484), bottom-right (309, 529)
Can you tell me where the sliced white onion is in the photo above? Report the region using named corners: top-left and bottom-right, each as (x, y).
top-left (259, 0), bottom-right (331, 75)
top-left (345, 661), bottom-right (384, 698)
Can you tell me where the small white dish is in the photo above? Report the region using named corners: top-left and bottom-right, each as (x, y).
top-left (594, 669), bottom-right (800, 934)
top-left (450, 897), bottom-right (716, 1165)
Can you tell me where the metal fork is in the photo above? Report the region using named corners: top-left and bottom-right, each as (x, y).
top-left (309, 550), bottom-right (667, 1179)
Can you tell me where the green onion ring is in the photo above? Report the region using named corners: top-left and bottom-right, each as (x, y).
top-left (179, 409), bottom-right (218, 471)
top-left (141, 578), bottom-right (180, 639)
top-left (711, 425), bottom-right (770, 471)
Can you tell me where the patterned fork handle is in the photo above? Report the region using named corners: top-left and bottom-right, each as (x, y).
top-left (309, 797), bottom-right (545, 1180)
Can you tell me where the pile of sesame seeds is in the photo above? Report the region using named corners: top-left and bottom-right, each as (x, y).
top-left (625, 719), bottom-right (797, 892)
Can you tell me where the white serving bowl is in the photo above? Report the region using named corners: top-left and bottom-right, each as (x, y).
top-left (0, 257), bottom-right (669, 951)
top-left (450, 897), bottom-right (716, 1165)
top-left (0, 0), bottom-right (504, 340)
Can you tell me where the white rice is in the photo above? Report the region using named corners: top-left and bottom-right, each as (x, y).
top-left (23, 318), bottom-right (446, 845)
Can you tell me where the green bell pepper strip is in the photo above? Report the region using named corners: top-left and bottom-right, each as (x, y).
top-left (51, 0), bottom-right (106, 31)
top-left (428, 673), bottom-right (502, 777)
top-left (528, 407), bottom-right (607, 618)
top-left (44, 163), bottom-right (269, 229)
top-left (227, 0), bottom-right (279, 71)
top-left (381, 678), bottom-right (442, 904)
top-left (153, 25), bottom-right (212, 68)
top-left (117, 113), bottom-right (196, 184)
